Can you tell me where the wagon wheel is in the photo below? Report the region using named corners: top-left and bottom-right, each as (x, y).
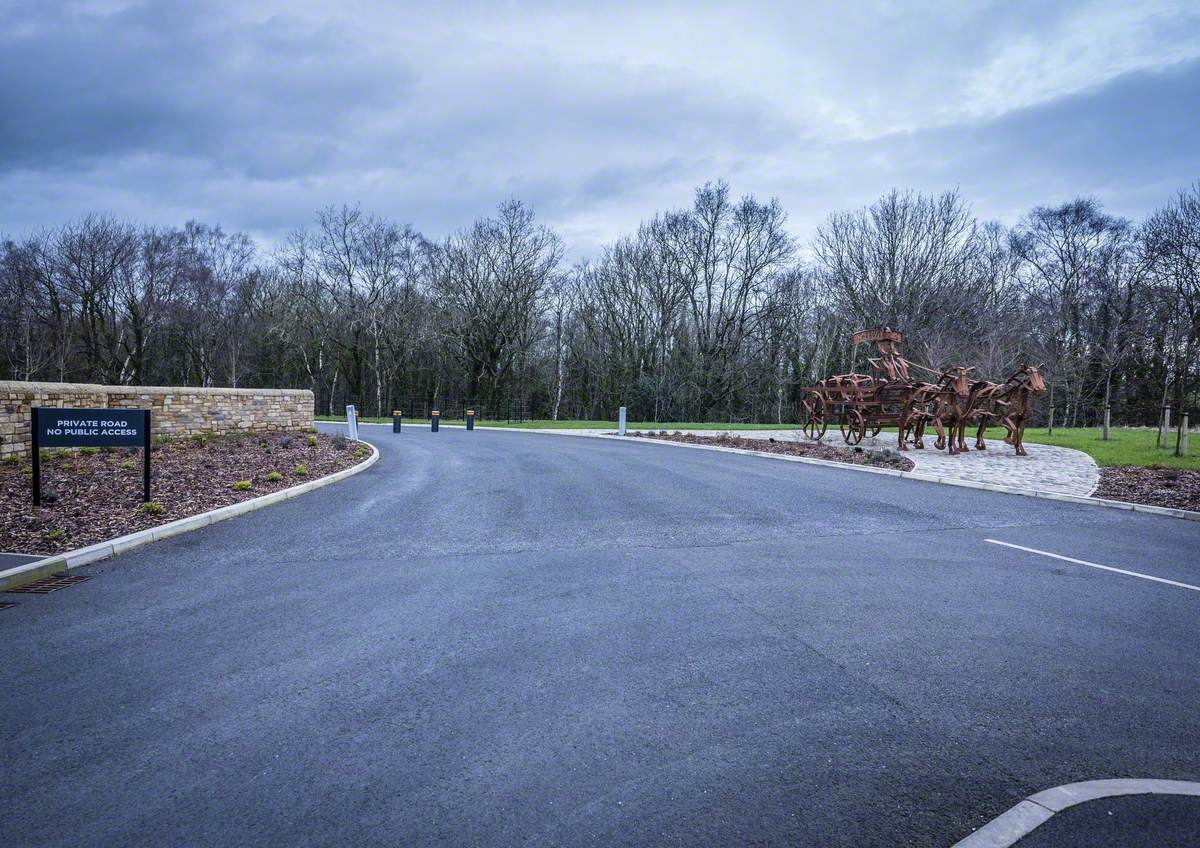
top-left (801, 392), bottom-right (827, 440)
top-left (842, 409), bottom-right (867, 446)
top-left (869, 425), bottom-right (882, 439)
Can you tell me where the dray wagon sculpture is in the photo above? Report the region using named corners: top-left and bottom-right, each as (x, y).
top-left (800, 328), bottom-right (1046, 456)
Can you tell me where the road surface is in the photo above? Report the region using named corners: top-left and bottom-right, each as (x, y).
top-left (3, 426), bottom-right (1198, 846)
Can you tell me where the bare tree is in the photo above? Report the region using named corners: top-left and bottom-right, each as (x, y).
top-left (0, 235), bottom-right (60, 380)
top-left (813, 189), bottom-right (977, 363)
top-left (177, 223), bottom-right (259, 386)
top-left (430, 200), bottom-right (562, 410)
top-left (1011, 199), bottom-right (1129, 428)
top-left (3, 180), bottom-right (1198, 430)
top-left (53, 216), bottom-right (139, 383)
top-left (1141, 182), bottom-right (1200, 430)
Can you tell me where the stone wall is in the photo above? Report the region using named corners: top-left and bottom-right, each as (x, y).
top-left (0, 381), bottom-right (315, 459)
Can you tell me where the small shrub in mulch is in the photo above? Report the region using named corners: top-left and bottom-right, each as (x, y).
top-left (0, 432), bottom-right (366, 555)
top-left (1093, 466), bottom-right (1200, 512)
top-left (630, 432), bottom-right (915, 471)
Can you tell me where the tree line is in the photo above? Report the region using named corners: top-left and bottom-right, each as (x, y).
top-left (2, 182), bottom-right (1197, 426)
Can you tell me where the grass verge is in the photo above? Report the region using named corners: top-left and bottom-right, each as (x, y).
top-left (1001, 426), bottom-right (1197, 470)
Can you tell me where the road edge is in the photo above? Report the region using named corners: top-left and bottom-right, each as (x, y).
top-left (596, 434), bottom-right (1200, 523)
top-left (333, 422), bottom-right (1199, 522)
top-left (0, 440), bottom-right (380, 591)
top-left (951, 778), bottom-right (1200, 847)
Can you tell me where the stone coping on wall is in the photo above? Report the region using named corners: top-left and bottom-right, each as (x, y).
top-left (0, 380), bottom-right (306, 397)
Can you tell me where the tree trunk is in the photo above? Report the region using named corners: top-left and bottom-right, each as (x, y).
top-left (1102, 372), bottom-right (1112, 440)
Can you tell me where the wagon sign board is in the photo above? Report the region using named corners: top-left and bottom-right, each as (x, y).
top-left (850, 327), bottom-right (903, 346)
top-left (31, 407), bottom-right (151, 505)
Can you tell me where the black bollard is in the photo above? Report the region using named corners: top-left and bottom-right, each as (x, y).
top-left (431, 410), bottom-right (439, 432)
top-left (466, 409), bottom-right (475, 431)
top-left (392, 410), bottom-right (402, 433)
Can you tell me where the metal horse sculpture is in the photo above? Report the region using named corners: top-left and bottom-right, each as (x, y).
top-left (968, 365), bottom-right (1047, 456)
top-left (937, 366), bottom-right (987, 456)
top-left (802, 329), bottom-right (1045, 457)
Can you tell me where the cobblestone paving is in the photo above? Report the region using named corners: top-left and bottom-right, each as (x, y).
top-left (925, 440), bottom-right (1102, 495)
top-left (804, 430), bottom-right (1100, 496)
top-left (516, 426), bottom-right (1102, 497)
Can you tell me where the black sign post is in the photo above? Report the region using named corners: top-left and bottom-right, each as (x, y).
top-left (392, 410), bottom-right (402, 433)
top-left (31, 407), bottom-right (152, 505)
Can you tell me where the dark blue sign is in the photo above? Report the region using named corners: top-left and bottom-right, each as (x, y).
top-left (31, 407), bottom-right (151, 505)
top-left (35, 407), bottom-right (147, 448)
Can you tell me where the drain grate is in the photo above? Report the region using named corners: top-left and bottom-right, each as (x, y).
top-left (4, 574), bottom-right (92, 594)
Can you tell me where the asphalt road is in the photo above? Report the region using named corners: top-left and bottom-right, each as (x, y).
top-left (3, 425), bottom-right (1198, 847)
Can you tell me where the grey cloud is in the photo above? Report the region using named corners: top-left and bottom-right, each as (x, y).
top-left (0, 1), bottom-right (1197, 258)
top-left (0, 2), bottom-right (416, 176)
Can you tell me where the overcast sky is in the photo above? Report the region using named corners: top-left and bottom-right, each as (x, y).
top-left (2, 0), bottom-right (1198, 256)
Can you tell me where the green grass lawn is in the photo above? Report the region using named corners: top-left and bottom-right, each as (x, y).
top-left (996, 426), bottom-right (1197, 469)
top-left (317, 415), bottom-right (1195, 469)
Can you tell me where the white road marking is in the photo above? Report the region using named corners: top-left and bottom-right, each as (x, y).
top-left (985, 539), bottom-right (1200, 593)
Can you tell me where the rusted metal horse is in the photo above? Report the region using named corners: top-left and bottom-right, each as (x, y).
top-left (969, 365), bottom-right (1048, 456)
top-left (899, 378), bottom-right (950, 450)
top-left (922, 366), bottom-right (981, 455)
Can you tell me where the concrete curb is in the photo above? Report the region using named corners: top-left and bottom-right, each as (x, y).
top-left (601, 434), bottom-right (1200, 523)
top-left (0, 441), bottom-right (380, 591)
top-left (952, 778), bottom-right (1200, 847)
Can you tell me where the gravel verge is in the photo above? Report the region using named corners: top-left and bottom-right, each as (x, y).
top-left (1093, 465), bottom-right (1200, 512)
top-left (0, 431), bottom-right (368, 555)
top-left (629, 431), bottom-right (915, 471)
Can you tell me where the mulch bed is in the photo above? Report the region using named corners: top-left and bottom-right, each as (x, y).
top-left (0, 432), bottom-right (369, 556)
top-left (630, 431), bottom-right (915, 471)
top-left (1094, 466), bottom-right (1200, 513)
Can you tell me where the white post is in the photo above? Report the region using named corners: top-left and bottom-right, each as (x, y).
top-left (1179, 413), bottom-right (1189, 457)
top-left (346, 404), bottom-right (359, 442)
top-left (1160, 405), bottom-right (1171, 449)
top-left (618, 406), bottom-right (627, 436)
